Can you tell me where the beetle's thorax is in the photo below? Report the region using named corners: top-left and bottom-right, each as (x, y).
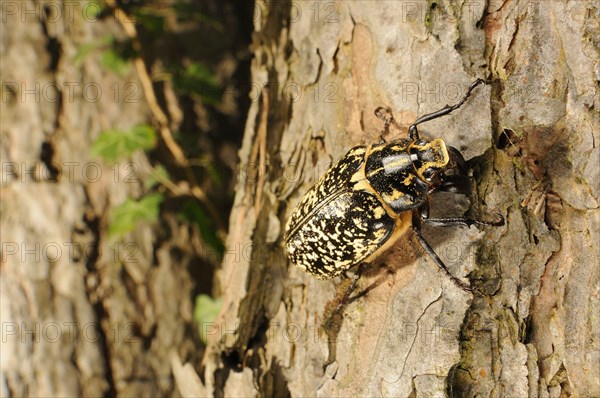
top-left (363, 139), bottom-right (430, 213)
top-left (408, 138), bottom-right (450, 185)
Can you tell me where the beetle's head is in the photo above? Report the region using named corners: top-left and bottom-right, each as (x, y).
top-left (409, 138), bottom-right (450, 186)
top-left (444, 145), bottom-right (468, 176)
top-left (410, 139), bottom-right (470, 192)
top-left (438, 145), bottom-right (472, 194)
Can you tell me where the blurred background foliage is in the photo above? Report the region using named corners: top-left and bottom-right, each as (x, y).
top-left (83, 0), bottom-right (254, 332)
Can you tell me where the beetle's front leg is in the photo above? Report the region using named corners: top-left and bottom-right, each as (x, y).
top-left (422, 214), bottom-right (505, 228)
top-left (419, 201), bottom-right (430, 219)
top-left (412, 210), bottom-right (472, 291)
top-left (435, 175), bottom-right (472, 195)
top-left (419, 200), bottom-right (504, 228)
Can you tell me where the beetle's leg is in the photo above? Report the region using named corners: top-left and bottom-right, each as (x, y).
top-left (335, 265), bottom-right (364, 314)
top-left (419, 201), bottom-right (430, 219)
top-left (436, 176), bottom-right (472, 194)
top-left (408, 79), bottom-right (485, 140)
top-left (375, 107), bottom-right (397, 131)
top-left (412, 211), bottom-right (473, 291)
top-left (375, 107), bottom-right (402, 142)
top-left (423, 214), bottom-right (505, 228)
top-left (419, 191), bottom-right (504, 226)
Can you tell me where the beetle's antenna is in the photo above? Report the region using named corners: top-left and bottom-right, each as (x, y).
top-left (408, 79), bottom-right (485, 140)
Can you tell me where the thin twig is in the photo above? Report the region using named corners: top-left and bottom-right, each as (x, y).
top-left (106, 1), bottom-right (226, 238)
top-left (254, 90), bottom-right (269, 215)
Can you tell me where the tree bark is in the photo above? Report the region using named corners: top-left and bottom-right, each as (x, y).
top-left (1, 1), bottom-right (204, 396)
top-left (200, 1), bottom-right (599, 397)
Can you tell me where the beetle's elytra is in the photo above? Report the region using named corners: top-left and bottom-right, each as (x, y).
top-left (284, 79), bottom-right (504, 290)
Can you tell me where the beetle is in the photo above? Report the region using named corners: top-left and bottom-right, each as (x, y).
top-left (284, 79), bottom-right (504, 291)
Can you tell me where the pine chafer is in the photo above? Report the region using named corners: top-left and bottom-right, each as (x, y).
top-left (284, 79), bottom-right (504, 291)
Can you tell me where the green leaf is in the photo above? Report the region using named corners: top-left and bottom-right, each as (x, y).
top-left (101, 48), bottom-right (130, 75)
top-left (172, 2), bottom-right (224, 31)
top-left (75, 33), bottom-right (132, 74)
top-left (204, 162), bottom-right (222, 188)
top-left (194, 294), bottom-right (223, 344)
top-left (145, 165), bottom-right (170, 190)
top-left (74, 42), bottom-right (98, 64)
top-left (92, 124), bottom-right (157, 162)
top-left (178, 200), bottom-right (224, 258)
top-left (134, 8), bottom-right (165, 33)
top-left (74, 35), bottom-right (113, 64)
top-left (82, 0), bottom-right (104, 20)
top-left (173, 62), bottom-right (222, 104)
top-left (108, 193), bottom-right (164, 238)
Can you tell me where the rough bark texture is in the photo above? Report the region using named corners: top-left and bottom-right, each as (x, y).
top-left (1, 1), bottom-right (206, 396)
top-left (200, 1), bottom-right (599, 397)
top-left (2, 0), bottom-right (599, 397)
